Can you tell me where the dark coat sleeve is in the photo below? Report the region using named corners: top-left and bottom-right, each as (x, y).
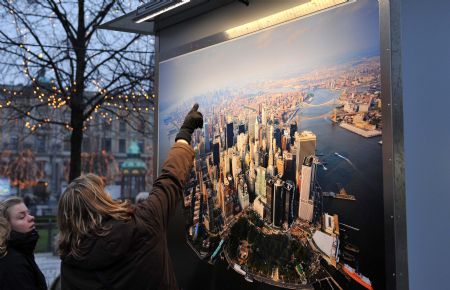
top-left (0, 251), bottom-right (46, 290)
top-left (135, 142), bottom-right (194, 234)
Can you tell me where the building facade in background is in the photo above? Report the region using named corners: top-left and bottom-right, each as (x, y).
top-left (0, 84), bottom-right (154, 202)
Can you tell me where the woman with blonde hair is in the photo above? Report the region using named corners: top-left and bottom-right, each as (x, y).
top-left (0, 197), bottom-right (47, 290)
top-left (0, 217), bottom-right (9, 258)
top-left (58, 104), bottom-right (203, 290)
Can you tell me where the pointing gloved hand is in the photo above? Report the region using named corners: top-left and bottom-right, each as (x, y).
top-left (175, 103), bottom-right (204, 144)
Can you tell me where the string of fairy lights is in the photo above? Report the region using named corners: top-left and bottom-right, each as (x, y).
top-left (1, 80), bottom-right (155, 134)
top-left (1, 1), bottom-right (155, 134)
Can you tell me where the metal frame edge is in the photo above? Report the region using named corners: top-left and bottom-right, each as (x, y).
top-left (380, 0), bottom-right (409, 289)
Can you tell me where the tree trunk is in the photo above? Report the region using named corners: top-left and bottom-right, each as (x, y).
top-left (69, 106), bottom-right (84, 182)
top-left (69, 0), bottom-right (86, 182)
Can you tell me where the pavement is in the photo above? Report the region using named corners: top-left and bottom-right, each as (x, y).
top-left (35, 252), bottom-right (61, 289)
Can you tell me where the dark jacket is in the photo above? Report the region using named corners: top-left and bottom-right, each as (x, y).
top-left (0, 230), bottom-right (47, 290)
top-left (61, 142), bottom-right (195, 290)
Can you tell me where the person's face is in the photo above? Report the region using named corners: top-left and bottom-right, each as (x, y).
top-left (8, 203), bottom-right (35, 234)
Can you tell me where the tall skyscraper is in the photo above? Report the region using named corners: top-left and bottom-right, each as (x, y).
top-left (268, 148), bottom-right (274, 166)
top-left (254, 146), bottom-right (259, 167)
top-left (212, 140), bottom-right (220, 166)
top-left (261, 107), bottom-right (267, 126)
top-left (284, 180), bottom-right (295, 225)
top-left (224, 151), bottom-right (231, 176)
top-left (248, 115), bottom-right (256, 139)
top-left (299, 157), bottom-right (314, 222)
top-left (255, 166), bottom-right (266, 198)
top-left (285, 135), bottom-right (291, 151)
top-left (258, 126), bottom-right (264, 149)
top-left (238, 176), bottom-right (249, 210)
top-left (274, 127), bottom-right (281, 149)
top-left (290, 122), bottom-right (297, 145)
top-left (273, 179), bottom-right (285, 227)
top-left (300, 162), bottom-right (312, 201)
top-left (237, 132), bottom-right (248, 155)
top-left (238, 123), bottom-right (245, 135)
top-left (281, 135), bottom-right (287, 152)
top-left (204, 122), bottom-right (210, 153)
top-left (265, 178), bottom-right (274, 223)
top-left (219, 113), bottom-right (224, 131)
top-left (232, 154), bottom-right (241, 187)
top-left (272, 138), bottom-right (277, 155)
top-left (268, 125), bottom-right (274, 154)
top-left (295, 131), bottom-right (317, 180)
top-left (276, 158), bottom-right (284, 178)
top-left (283, 152), bottom-right (295, 182)
top-left (254, 117), bottom-right (259, 141)
top-left (262, 152), bottom-right (269, 168)
top-left (226, 122), bottom-right (234, 149)
top-left (248, 161), bottom-right (256, 198)
top-left (300, 200), bottom-right (314, 223)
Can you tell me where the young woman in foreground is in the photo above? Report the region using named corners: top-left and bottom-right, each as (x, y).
top-left (57, 104), bottom-right (203, 290)
top-left (0, 197), bottom-right (47, 290)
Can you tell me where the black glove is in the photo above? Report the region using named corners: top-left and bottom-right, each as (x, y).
top-left (175, 103), bottom-right (203, 144)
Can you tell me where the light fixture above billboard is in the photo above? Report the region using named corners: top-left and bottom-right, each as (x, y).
top-left (134, 0), bottom-right (191, 23)
top-left (225, 0), bottom-right (350, 39)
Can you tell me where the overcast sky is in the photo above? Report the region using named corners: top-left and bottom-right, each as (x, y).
top-left (159, 0), bottom-right (379, 112)
top-left (0, 1), bottom-right (153, 87)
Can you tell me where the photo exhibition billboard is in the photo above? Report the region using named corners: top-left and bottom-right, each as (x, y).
top-left (159, 0), bottom-right (384, 288)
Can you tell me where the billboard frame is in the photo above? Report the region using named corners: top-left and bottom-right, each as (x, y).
top-left (153, 1), bottom-right (408, 289)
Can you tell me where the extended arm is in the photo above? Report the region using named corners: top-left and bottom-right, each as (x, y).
top-left (136, 104), bottom-right (203, 233)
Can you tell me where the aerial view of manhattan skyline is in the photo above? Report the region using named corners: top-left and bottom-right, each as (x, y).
top-left (159, 1), bottom-right (384, 289)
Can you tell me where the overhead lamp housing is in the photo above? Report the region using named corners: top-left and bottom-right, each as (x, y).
top-left (134, 0), bottom-right (191, 23)
top-left (225, 0), bottom-right (350, 39)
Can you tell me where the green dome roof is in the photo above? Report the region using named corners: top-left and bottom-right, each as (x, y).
top-left (127, 141), bottom-right (141, 155)
top-left (121, 158), bottom-right (147, 170)
top-left (121, 141), bottom-right (147, 172)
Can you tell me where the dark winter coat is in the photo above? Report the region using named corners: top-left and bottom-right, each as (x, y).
top-left (0, 230), bottom-right (47, 290)
top-left (60, 142), bottom-right (195, 290)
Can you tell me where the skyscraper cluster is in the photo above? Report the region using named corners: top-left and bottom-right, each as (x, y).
top-left (187, 106), bottom-right (320, 235)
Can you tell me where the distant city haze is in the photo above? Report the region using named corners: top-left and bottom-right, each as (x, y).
top-left (159, 0), bottom-right (379, 114)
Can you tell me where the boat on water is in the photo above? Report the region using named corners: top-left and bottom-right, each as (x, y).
top-left (342, 251), bottom-right (356, 262)
top-left (323, 188), bottom-right (356, 201)
top-left (342, 264), bottom-right (373, 290)
top-left (244, 275), bottom-right (253, 283)
top-left (304, 92), bottom-right (314, 103)
top-left (335, 187), bottom-right (356, 201)
top-left (335, 193), bottom-right (356, 201)
top-left (233, 264), bottom-right (246, 276)
top-left (344, 243), bottom-right (360, 253)
top-left (322, 191), bottom-right (336, 198)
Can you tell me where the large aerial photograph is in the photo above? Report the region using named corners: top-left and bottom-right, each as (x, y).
top-left (159, 0), bottom-right (383, 289)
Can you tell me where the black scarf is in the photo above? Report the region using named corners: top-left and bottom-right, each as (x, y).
top-left (8, 229), bottom-right (39, 256)
top-left (8, 229), bottom-right (47, 290)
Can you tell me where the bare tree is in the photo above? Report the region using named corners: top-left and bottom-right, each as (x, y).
top-left (0, 0), bottom-right (154, 182)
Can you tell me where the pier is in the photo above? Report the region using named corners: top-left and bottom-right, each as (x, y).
top-left (339, 123), bottom-right (381, 138)
top-left (339, 223), bottom-right (360, 232)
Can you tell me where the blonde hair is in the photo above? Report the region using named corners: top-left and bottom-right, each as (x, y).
top-left (57, 173), bottom-right (132, 258)
top-left (0, 217), bottom-right (10, 256)
top-left (0, 196), bottom-right (24, 220)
